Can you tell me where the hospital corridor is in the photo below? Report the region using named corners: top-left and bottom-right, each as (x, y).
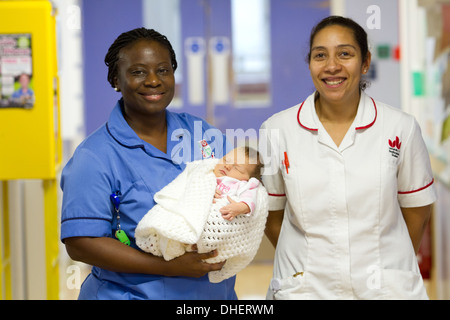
top-left (1, 0), bottom-right (450, 300)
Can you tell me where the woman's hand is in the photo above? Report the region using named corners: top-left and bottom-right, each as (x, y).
top-left (165, 248), bottom-right (225, 278)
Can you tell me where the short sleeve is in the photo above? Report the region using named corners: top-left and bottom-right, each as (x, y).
top-left (397, 118), bottom-right (437, 208)
top-left (235, 178), bottom-right (260, 213)
top-left (60, 148), bottom-right (114, 241)
top-left (260, 122), bottom-right (287, 211)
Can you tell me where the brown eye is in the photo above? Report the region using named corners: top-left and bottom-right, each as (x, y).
top-left (339, 51), bottom-right (353, 58)
top-left (158, 68), bottom-right (169, 75)
top-left (130, 69), bottom-right (146, 77)
top-left (313, 52), bottom-right (326, 60)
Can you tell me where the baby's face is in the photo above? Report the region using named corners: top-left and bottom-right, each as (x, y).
top-left (214, 149), bottom-right (257, 181)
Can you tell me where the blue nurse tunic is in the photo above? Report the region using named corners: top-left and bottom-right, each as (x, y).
top-left (60, 99), bottom-right (236, 299)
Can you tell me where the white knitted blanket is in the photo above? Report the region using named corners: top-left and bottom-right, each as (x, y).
top-left (135, 158), bottom-right (269, 283)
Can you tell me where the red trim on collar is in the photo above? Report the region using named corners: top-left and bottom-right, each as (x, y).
top-left (355, 97), bottom-right (377, 130)
top-left (297, 101), bottom-right (318, 132)
top-left (297, 97), bottom-right (378, 132)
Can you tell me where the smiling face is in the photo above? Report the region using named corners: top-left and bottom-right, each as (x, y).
top-left (114, 39), bottom-right (175, 117)
top-left (308, 25), bottom-right (371, 106)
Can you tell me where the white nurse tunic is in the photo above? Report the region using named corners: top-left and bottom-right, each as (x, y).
top-left (260, 92), bottom-right (437, 299)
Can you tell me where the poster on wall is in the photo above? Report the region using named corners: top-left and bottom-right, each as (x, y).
top-left (0, 33), bottom-right (34, 109)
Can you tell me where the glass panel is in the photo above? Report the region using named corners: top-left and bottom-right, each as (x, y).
top-left (142, 0), bottom-right (182, 108)
top-left (231, 0), bottom-right (271, 107)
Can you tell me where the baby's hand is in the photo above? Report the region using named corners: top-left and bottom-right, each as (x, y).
top-left (220, 196), bottom-right (250, 221)
top-left (213, 189), bottom-right (223, 203)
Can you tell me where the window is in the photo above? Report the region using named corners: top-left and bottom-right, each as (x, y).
top-left (143, 0), bottom-right (182, 108)
top-left (231, 0), bottom-right (271, 106)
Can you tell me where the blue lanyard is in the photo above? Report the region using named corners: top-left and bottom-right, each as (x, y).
top-left (110, 191), bottom-right (131, 246)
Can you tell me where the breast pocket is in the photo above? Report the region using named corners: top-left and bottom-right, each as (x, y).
top-left (381, 149), bottom-right (400, 193)
top-left (280, 158), bottom-right (299, 197)
top-left (279, 155), bottom-right (309, 229)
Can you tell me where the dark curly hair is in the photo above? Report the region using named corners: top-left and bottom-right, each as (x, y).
top-left (104, 27), bottom-right (178, 88)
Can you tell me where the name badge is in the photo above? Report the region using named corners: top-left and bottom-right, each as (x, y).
top-left (198, 139), bottom-right (214, 159)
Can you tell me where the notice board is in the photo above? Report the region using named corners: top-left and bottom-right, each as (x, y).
top-left (0, 1), bottom-right (61, 179)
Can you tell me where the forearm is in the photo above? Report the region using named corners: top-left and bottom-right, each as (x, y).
top-left (64, 236), bottom-right (226, 278)
top-left (401, 205), bottom-right (432, 255)
top-left (264, 209), bottom-right (284, 247)
top-left (65, 236), bottom-right (169, 275)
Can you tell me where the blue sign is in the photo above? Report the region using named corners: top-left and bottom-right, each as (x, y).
top-left (215, 41), bottom-right (224, 53)
top-left (185, 37), bottom-right (205, 56)
top-left (191, 42), bottom-right (199, 53)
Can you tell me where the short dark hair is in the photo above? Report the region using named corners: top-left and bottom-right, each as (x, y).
top-left (104, 27), bottom-right (178, 89)
top-left (242, 146), bottom-right (263, 181)
top-left (307, 16), bottom-right (371, 90)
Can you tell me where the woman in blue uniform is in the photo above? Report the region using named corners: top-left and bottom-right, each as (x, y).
top-left (60, 28), bottom-right (236, 299)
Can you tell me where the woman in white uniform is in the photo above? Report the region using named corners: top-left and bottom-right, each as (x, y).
top-left (260, 16), bottom-right (437, 299)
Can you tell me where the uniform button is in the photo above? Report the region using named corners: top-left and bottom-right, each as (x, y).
top-left (271, 278), bottom-right (282, 292)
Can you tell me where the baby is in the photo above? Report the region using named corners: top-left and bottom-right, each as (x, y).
top-left (214, 147), bottom-right (262, 221)
top-left (135, 146), bottom-right (268, 283)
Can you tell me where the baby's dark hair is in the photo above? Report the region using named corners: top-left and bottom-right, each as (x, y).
top-left (104, 27), bottom-right (178, 89)
top-left (241, 146), bottom-right (263, 181)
